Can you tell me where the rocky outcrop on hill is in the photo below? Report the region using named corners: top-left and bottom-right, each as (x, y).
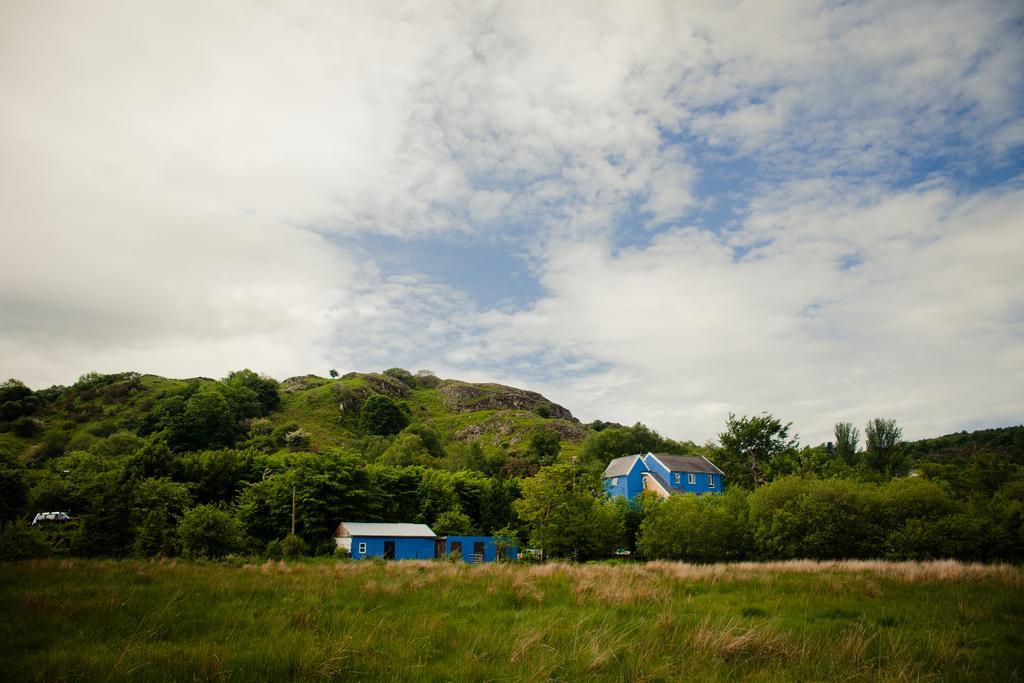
top-left (439, 382), bottom-right (575, 420)
top-left (355, 373), bottom-right (410, 398)
top-left (452, 413), bottom-right (588, 445)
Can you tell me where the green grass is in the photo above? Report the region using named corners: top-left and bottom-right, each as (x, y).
top-left (2, 559), bottom-right (1022, 681)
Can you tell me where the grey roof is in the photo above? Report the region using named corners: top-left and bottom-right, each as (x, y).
top-left (337, 522), bottom-right (437, 538)
top-left (603, 454), bottom-right (644, 478)
top-left (647, 453), bottom-right (724, 475)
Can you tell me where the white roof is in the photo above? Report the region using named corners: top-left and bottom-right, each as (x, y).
top-left (337, 522), bottom-right (436, 538)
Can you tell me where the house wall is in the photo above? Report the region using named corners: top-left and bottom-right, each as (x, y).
top-left (444, 536), bottom-right (517, 562)
top-left (645, 455), bottom-right (723, 495)
top-left (348, 536), bottom-right (437, 560)
top-left (603, 457), bottom-right (648, 500)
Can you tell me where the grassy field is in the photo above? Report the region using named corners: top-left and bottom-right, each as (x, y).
top-left (1, 559), bottom-right (1022, 681)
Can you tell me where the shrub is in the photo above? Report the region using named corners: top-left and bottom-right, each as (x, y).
top-left (177, 505), bottom-right (244, 559)
top-left (12, 417), bottom-right (42, 438)
top-left (748, 477), bottom-right (881, 560)
top-left (282, 532), bottom-right (308, 558)
top-left (283, 428), bottom-right (311, 450)
top-left (433, 509), bottom-right (474, 536)
top-left (0, 521), bottom-right (50, 560)
top-left (360, 395), bottom-right (409, 436)
top-left (638, 489), bottom-right (751, 562)
top-left (383, 368), bottom-right (416, 388)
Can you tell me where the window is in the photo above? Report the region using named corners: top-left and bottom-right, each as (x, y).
top-left (708, 475), bottom-right (716, 488)
top-left (358, 542), bottom-right (366, 555)
top-left (612, 477), bottom-right (619, 486)
top-left (674, 473), bottom-right (681, 484)
top-left (687, 473), bottom-right (696, 485)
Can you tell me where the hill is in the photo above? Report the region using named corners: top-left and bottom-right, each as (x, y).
top-left (0, 369), bottom-right (589, 474)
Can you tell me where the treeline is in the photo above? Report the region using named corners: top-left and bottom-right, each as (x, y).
top-left (636, 476), bottom-right (1024, 562)
top-left (0, 446), bottom-right (520, 560)
top-left (2, 372), bottom-right (1023, 564)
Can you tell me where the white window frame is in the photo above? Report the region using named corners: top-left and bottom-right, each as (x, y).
top-left (687, 473), bottom-right (696, 485)
top-left (358, 542), bottom-right (366, 555)
top-left (674, 473), bottom-right (681, 484)
top-left (708, 475), bottom-right (716, 488)
top-left (612, 477), bottom-right (619, 486)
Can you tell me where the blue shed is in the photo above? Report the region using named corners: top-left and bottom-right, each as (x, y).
top-left (603, 453), bottom-right (724, 501)
top-left (335, 522), bottom-right (438, 560)
top-left (443, 535), bottom-right (518, 563)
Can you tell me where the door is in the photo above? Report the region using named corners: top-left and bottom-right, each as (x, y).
top-left (473, 541), bottom-right (486, 563)
top-left (383, 540), bottom-right (396, 560)
top-left (450, 541), bottom-right (462, 559)
top-left (434, 538), bottom-right (446, 559)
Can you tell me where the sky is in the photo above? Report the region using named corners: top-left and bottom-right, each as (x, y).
top-left (2, 0), bottom-right (1023, 445)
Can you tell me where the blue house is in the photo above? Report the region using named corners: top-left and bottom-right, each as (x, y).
top-left (603, 453), bottom-right (724, 501)
top-left (334, 522), bottom-right (438, 560)
top-left (335, 522), bottom-right (516, 562)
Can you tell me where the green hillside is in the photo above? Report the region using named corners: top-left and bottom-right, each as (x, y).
top-left (0, 369), bottom-right (589, 474)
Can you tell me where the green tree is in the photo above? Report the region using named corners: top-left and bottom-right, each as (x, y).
top-left (383, 368), bottom-right (416, 388)
top-left (864, 417), bottom-right (904, 476)
top-left (0, 521), bottom-right (50, 560)
top-left (360, 395), bottom-right (409, 436)
top-left (833, 422), bottom-right (860, 466)
top-left (433, 508), bottom-right (475, 535)
top-left (329, 369), bottom-right (339, 379)
top-left (513, 464), bottom-right (622, 560)
top-left (528, 429), bottom-right (561, 466)
top-left (637, 489), bottom-right (752, 562)
top-left (580, 423), bottom-right (688, 469)
top-left (378, 433), bottom-right (433, 466)
top-left (176, 388), bottom-right (238, 451)
top-left (717, 413), bottom-right (799, 488)
top-left (747, 477), bottom-right (881, 560)
top-left (133, 508), bottom-right (175, 558)
top-left (0, 464), bottom-right (28, 522)
top-left (177, 505), bottom-right (244, 559)
top-left (223, 369), bottom-right (281, 415)
top-left (236, 451), bottom-right (372, 547)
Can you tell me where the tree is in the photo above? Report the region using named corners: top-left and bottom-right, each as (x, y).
top-left (177, 505), bottom-right (244, 558)
top-left (329, 369), bottom-right (339, 379)
top-left (360, 395), bottom-right (410, 436)
top-left (527, 429), bottom-right (561, 466)
top-left (580, 423), bottom-right (686, 468)
top-left (174, 388), bottom-right (238, 451)
top-left (378, 433), bottom-right (433, 466)
top-left (513, 464), bottom-right (622, 560)
top-left (637, 489), bottom-right (752, 562)
top-left (0, 464), bottom-right (28, 522)
top-left (864, 417), bottom-right (904, 476)
top-left (833, 422), bottom-right (860, 466)
top-left (383, 368), bottom-right (416, 388)
top-left (433, 508), bottom-right (474, 536)
top-left (223, 369), bottom-right (280, 415)
top-left (717, 413), bottom-right (799, 488)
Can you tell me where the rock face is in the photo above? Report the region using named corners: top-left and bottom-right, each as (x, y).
top-left (439, 382), bottom-right (575, 420)
top-left (452, 414), bottom-right (588, 445)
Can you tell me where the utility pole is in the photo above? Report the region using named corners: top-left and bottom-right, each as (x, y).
top-left (291, 486), bottom-right (296, 535)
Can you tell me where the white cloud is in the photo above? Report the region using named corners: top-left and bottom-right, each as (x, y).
top-left (473, 181), bottom-right (1024, 443)
top-left (1, 0), bottom-right (1022, 447)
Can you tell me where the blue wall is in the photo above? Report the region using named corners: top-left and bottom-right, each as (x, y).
top-left (603, 456), bottom-right (648, 500)
top-left (645, 455), bottom-right (722, 494)
top-left (444, 536), bottom-right (517, 562)
top-left (350, 536), bottom-right (436, 560)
